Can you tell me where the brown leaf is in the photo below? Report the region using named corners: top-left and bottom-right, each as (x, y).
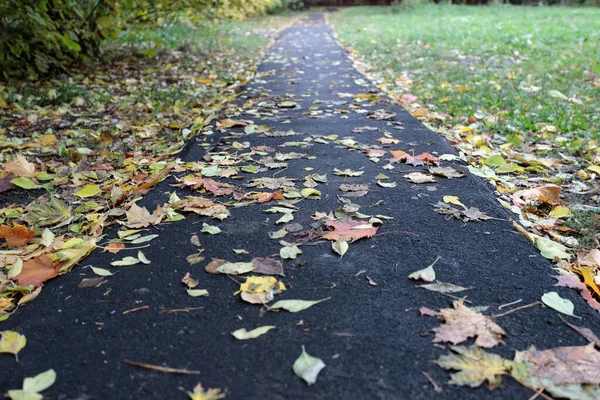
top-left (15, 255), bottom-right (57, 287)
top-left (432, 300), bottom-right (506, 348)
top-left (3, 154), bottom-right (36, 177)
top-left (180, 196), bottom-right (229, 217)
top-left (321, 220), bottom-right (378, 242)
top-left (515, 344), bottom-right (600, 385)
top-left (251, 257), bottom-right (284, 276)
top-left (205, 258), bottom-right (227, 274)
top-left (181, 272), bottom-right (199, 289)
top-left (560, 317), bottom-right (600, 348)
top-left (103, 243), bottom-right (125, 254)
top-left (124, 203), bottom-right (160, 228)
top-left (0, 223), bottom-right (35, 248)
top-left (513, 184), bottom-right (562, 206)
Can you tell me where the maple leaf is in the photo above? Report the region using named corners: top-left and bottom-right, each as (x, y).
top-left (321, 219), bottom-right (378, 242)
top-left (436, 346), bottom-right (506, 388)
top-left (123, 203), bottom-right (160, 228)
top-left (26, 196), bottom-right (72, 228)
top-left (0, 223), bottom-right (35, 248)
top-left (431, 300), bottom-right (506, 347)
top-left (176, 196), bottom-right (229, 218)
top-left (3, 154), bottom-right (36, 177)
top-left (187, 383), bottom-right (226, 400)
top-left (15, 255), bottom-right (57, 287)
top-left (514, 344), bottom-right (600, 385)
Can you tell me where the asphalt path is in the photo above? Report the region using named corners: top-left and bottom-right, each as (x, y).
top-left (2, 13), bottom-right (599, 400)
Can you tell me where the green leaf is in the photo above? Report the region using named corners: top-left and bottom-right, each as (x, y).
top-left (201, 223), bottom-right (221, 235)
top-left (0, 331), bottom-right (27, 360)
top-left (90, 266), bottom-right (114, 276)
top-left (484, 155), bottom-right (507, 167)
top-left (270, 297), bottom-right (330, 313)
top-left (541, 292), bottom-right (578, 318)
top-left (11, 178), bottom-right (37, 190)
top-left (217, 262), bottom-right (254, 275)
top-left (293, 346), bottom-right (325, 385)
top-left (110, 256), bottom-right (140, 267)
top-left (60, 36), bottom-right (81, 52)
top-left (74, 184), bottom-right (101, 198)
top-left (231, 326), bottom-right (276, 340)
top-left (536, 237), bottom-right (570, 259)
top-left (129, 234), bottom-right (158, 244)
top-left (186, 289), bottom-right (209, 297)
top-left (280, 245), bottom-right (302, 259)
top-left (22, 369), bottom-right (56, 393)
top-left (137, 251), bottom-right (151, 265)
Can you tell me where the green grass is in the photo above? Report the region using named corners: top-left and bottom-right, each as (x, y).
top-left (330, 5), bottom-right (600, 154)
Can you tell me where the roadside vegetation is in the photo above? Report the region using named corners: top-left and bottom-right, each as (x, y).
top-left (331, 4), bottom-right (600, 249)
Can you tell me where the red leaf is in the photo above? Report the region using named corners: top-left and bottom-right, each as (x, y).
top-left (16, 255), bottom-right (57, 287)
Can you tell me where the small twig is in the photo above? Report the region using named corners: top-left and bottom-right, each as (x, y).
top-left (161, 307), bottom-right (203, 314)
top-left (438, 292), bottom-right (472, 304)
top-left (498, 299), bottom-right (522, 310)
top-left (122, 305), bottom-right (150, 315)
top-left (527, 387), bottom-right (548, 400)
top-left (96, 244), bottom-right (150, 251)
top-left (491, 302), bottom-right (541, 318)
top-left (421, 371), bottom-right (442, 394)
top-left (123, 360), bottom-right (200, 374)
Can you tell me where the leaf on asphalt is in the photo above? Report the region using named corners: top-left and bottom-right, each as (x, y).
top-left (332, 240), bottom-right (348, 257)
top-left (560, 317), bottom-right (600, 348)
top-left (187, 289), bottom-right (209, 297)
top-left (0, 331), bottom-right (26, 359)
top-left (514, 344), bottom-right (600, 385)
top-left (201, 222), bottom-right (221, 235)
top-left (536, 237), bottom-right (570, 260)
top-left (26, 196), bottom-right (72, 228)
top-left (432, 300), bottom-right (506, 348)
top-left (186, 252), bottom-right (205, 265)
top-left (433, 202), bottom-right (491, 222)
top-left (377, 180), bottom-right (397, 188)
top-left (186, 383), bottom-right (226, 400)
top-left (181, 272), bottom-right (199, 289)
top-left (321, 219), bottom-right (378, 242)
top-left (553, 272), bottom-right (600, 314)
top-left (429, 166), bottom-right (465, 179)
top-left (0, 223), bottom-right (35, 248)
top-left (137, 251), bottom-right (151, 264)
top-left (270, 297), bottom-right (330, 313)
top-left (436, 346), bottom-right (506, 388)
top-left (234, 276), bottom-right (286, 302)
top-left (217, 262), bottom-right (254, 275)
top-left (15, 255), bottom-right (57, 287)
top-left (110, 256), bottom-right (140, 267)
top-left (8, 369), bottom-right (57, 400)
top-left (280, 245), bottom-right (302, 260)
top-left (232, 326), bottom-right (276, 340)
top-left (123, 203), bottom-right (160, 228)
top-left (404, 172), bottom-right (437, 184)
top-left (541, 292), bottom-right (578, 317)
top-left (408, 256), bottom-right (440, 282)
top-left (251, 257), bottom-right (284, 276)
top-left (339, 183), bottom-right (369, 197)
top-left (293, 346), bottom-right (326, 386)
top-left (333, 168), bottom-right (364, 177)
top-left (176, 196), bottom-right (229, 218)
top-left (513, 184), bottom-right (562, 206)
top-left (90, 266), bottom-right (114, 277)
top-left (418, 282), bottom-right (472, 294)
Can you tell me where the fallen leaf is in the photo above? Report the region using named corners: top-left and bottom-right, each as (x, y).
top-left (181, 272), bottom-right (199, 289)
top-left (201, 223), bottom-right (221, 235)
top-left (280, 245), bottom-right (302, 259)
top-left (90, 266), bottom-right (114, 277)
top-left (111, 256), bottom-right (141, 267)
top-left (15, 255), bottom-right (56, 287)
top-left (187, 289), bottom-right (209, 297)
top-left (124, 203), bottom-right (159, 228)
top-left (332, 241), bottom-right (348, 257)
top-left (251, 257), bottom-right (284, 276)
top-left (436, 346), bottom-right (506, 388)
top-left (270, 297), bottom-right (330, 313)
top-left (103, 243), bottom-right (125, 254)
top-left (123, 360), bottom-right (199, 374)
top-left (0, 331), bottom-right (26, 360)
top-left (514, 344), bottom-right (600, 385)
top-left (404, 172), bottom-right (437, 184)
top-left (10, 177), bottom-right (37, 190)
top-left (432, 300), bottom-right (506, 347)
top-left (186, 383), bottom-right (226, 400)
top-left (418, 282), bottom-right (472, 293)
top-left (293, 346), bottom-right (326, 386)
top-left (3, 154), bottom-right (36, 177)
top-left (541, 292), bottom-right (578, 317)
top-left (8, 369), bottom-right (57, 399)
top-left (513, 184), bottom-right (562, 206)
top-left (321, 219), bottom-right (378, 242)
top-left (231, 326), bottom-right (276, 340)
top-left (0, 223), bottom-right (35, 248)
top-left (408, 256), bottom-right (440, 282)
top-left (536, 237), bottom-right (570, 260)
top-left (74, 184), bottom-right (101, 198)
top-left (429, 166), bottom-right (465, 179)
top-left (560, 317), bottom-right (600, 348)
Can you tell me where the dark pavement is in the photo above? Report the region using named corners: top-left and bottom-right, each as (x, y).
top-left (1, 14), bottom-right (598, 400)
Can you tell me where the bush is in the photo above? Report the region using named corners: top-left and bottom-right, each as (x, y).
top-left (0, 0), bottom-right (287, 80)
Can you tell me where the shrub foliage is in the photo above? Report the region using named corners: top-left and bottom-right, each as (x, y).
top-left (0, 0), bottom-right (284, 79)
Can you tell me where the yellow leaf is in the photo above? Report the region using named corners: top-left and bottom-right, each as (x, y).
top-left (0, 330), bottom-right (26, 360)
top-left (588, 165), bottom-right (600, 174)
top-left (443, 196), bottom-right (464, 207)
top-left (548, 206), bottom-right (571, 218)
top-left (436, 346), bottom-right (506, 388)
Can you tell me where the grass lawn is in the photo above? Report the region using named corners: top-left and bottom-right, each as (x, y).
top-left (330, 4), bottom-right (600, 247)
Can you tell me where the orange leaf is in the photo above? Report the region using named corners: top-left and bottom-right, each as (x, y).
top-left (0, 223), bottom-right (35, 248)
top-left (513, 184), bottom-right (562, 206)
top-left (322, 220), bottom-right (378, 242)
top-left (103, 243), bottom-right (125, 254)
top-left (15, 255), bottom-right (57, 287)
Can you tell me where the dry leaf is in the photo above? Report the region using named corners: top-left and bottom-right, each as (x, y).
top-left (432, 300), bottom-right (506, 348)
top-left (437, 346), bottom-right (506, 388)
top-left (251, 257), bottom-right (284, 276)
top-left (15, 255), bottom-right (57, 287)
top-left (513, 184), bottom-right (562, 206)
top-left (322, 220), bottom-right (378, 242)
top-left (0, 223), bottom-right (35, 248)
top-left (3, 154), bottom-right (36, 177)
